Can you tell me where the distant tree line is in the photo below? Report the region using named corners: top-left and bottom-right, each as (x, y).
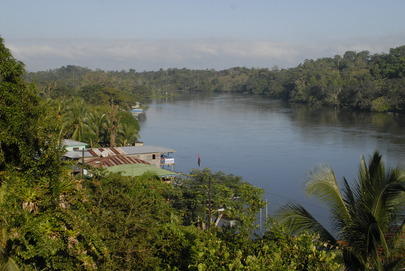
top-left (27, 45), bottom-right (405, 112)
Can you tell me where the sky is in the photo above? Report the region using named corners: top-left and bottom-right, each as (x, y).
top-left (2, 0), bottom-right (405, 71)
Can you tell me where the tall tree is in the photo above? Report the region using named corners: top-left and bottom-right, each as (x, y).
top-left (0, 37), bottom-right (103, 270)
top-left (62, 98), bottom-right (88, 142)
top-left (0, 37), bottom-right (63, 178)
top-left (104, 104), bottom-right (120, 147)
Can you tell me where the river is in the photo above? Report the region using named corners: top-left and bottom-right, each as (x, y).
top-left (139, 93), bottom-right (405, 228)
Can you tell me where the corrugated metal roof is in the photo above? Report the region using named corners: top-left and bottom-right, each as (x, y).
top-left (106, 164), bottom-right (178, 177)
top-left (63, 145), bottom-right (175, 159)
top-left (120, 145), bottom-right (175, 154)
top-left (63, 139), bottom-right (88, 146)
top-left (86, 155), bottom-right (150, 168)
top-left (64, 151), bottom-right (92, 159)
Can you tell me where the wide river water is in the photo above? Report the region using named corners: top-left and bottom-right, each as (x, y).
top-left (140, 93), bottom-right (405, 227)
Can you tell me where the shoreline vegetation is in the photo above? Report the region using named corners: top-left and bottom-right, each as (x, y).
top-left (27, 44), bottom-right (405, 113)
top-left (1, 35), bottom-right (404, 270)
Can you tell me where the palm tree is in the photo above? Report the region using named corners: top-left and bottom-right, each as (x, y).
top-left (62, 98), bottom-right (88, 142)
top-left (117, 122), bottom-right (138, 146)
top-left (104, 104), bottom-right (120, 147)
top-left (278, 152), bottom-right (404, 270)
top-left (85, 111), bottom-right (106, 147)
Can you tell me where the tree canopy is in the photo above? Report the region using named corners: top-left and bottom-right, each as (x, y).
top-left (0, 37), bottom-right (62, 178)
top-left (28, 45), bottom-right (405, 112)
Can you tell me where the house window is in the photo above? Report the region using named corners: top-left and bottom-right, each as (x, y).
top-left (152, 154), bottom-right (156, 159)
top-left (73, 147), bottom-right (79, 151)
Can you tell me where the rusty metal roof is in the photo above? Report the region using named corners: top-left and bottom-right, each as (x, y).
top-left (87, 147), bottom-right (126, 157)
top-left (86, 155), bottom-right (150, 168)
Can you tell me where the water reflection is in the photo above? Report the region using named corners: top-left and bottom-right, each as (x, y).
top-left (289, 105), bottom-right (405, 166)
top-left (140, 93), bottom-right (405, 228)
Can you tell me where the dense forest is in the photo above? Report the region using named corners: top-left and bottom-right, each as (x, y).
top-left (1, 36), bottom-right (404, 270)
top-left (28, 45), bottom-right (405, 112)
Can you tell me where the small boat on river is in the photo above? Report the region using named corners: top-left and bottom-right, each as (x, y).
top-left (131, 102), bottom-right (144, 118)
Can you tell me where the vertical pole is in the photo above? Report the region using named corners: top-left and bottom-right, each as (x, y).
top-left (207, 175), bottom-right (212, 229)
top-left (81, 148), bottom-right (84, 178)
top-left (259, 207), bottom-right (262, 234)
top-left (265, 199), bottom-right (268, 224)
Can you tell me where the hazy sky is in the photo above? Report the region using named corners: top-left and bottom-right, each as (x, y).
top-left (2, 0), bottom-right (405, 71)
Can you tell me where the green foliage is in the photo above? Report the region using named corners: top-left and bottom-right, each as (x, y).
top-left (188, 223), bottom-right (343, 271)
top-left (0, 173), bottom-right (105, 270)
top-left (173, 169), bottom-right (265, 234)
top-left (371, 97), bottom-right (391, 112)
top-left (80, 173), bottom-right (179, 270)
top-left (245, 225), bottom-right (342, 271)
top-left (55, 97), bottom-right (139, 147)
top-left (0, 38), bottom-right (104, 270)
top-left (188, 231), bottom-right (244, 271)
top-left (27, 45), bottom-right (405, 112)
top-left (27, 65), bottom-right (142, 107)
top-left (278, 152), bottom-right (405, 270)
top-left (79, 84), bottom-right (135, 107)
top-left (0, 229), bottom-right (20, 271)
top-left (0, 37), bottom-right (63, 178)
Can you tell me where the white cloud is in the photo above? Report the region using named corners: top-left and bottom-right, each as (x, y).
top-left (4, 38), bottom-right (404, 71)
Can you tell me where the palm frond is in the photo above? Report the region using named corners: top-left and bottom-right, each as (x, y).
top-left (372, 180), bottom-right (405, 227)
top-left (342, 248), bottom-right (366, 271)
top-left (306, 166), bottom-right (350, 222)
top-left (342, 177), bottom-right (356, 207)
top-left (277, 203), bottom-right (336, 244)
top-left (368, 152), bottom-right (385, 183)
top-left (0, 258), bottom-right (20, 271)
top-left (367, 218), bottom-right (389, 258)
top-left (359, 155), bottom-right (369, 189)
top-left (381, 259), bottom-right (404, 271)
